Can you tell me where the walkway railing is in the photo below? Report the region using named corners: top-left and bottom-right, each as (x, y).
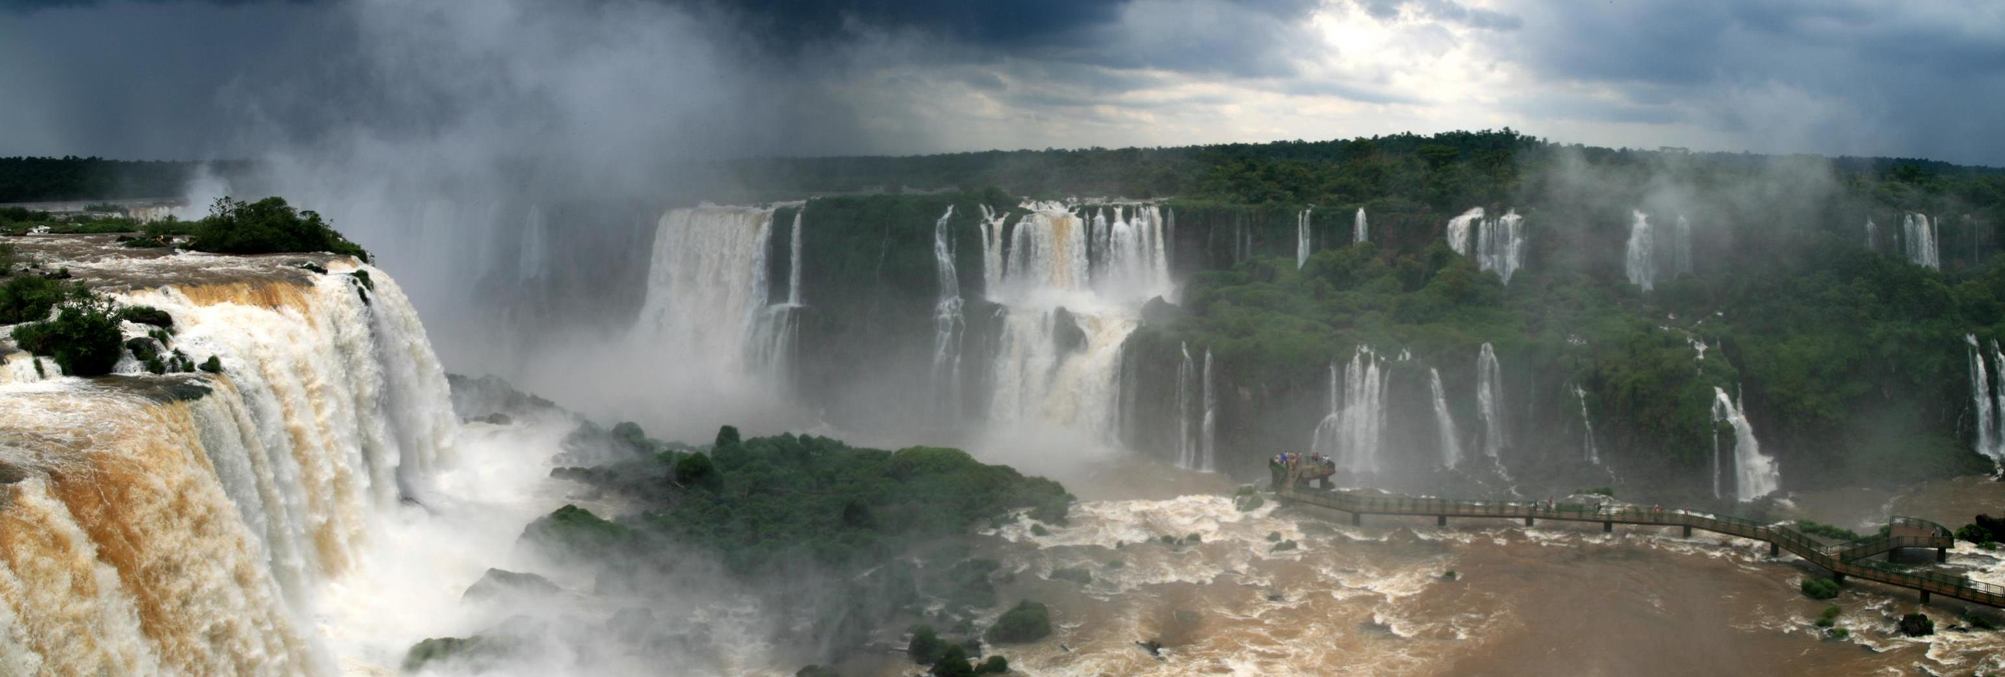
top-left (1276, 487), bottom-right (2001, 608)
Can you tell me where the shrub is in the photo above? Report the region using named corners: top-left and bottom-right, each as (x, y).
top-left (1815, 605), bottom-right (1839, 628)
top-left (199, 355), bottom-right (223, 373)
top-left (188, 197), bottom-right (370, 261)
top-left (1898, 613), bottom-right (1934, 637)
top-left (117, 305), bottom-right (173, 330)
top-left (975, 655), bottom-right (1008, 674)
top-left (1800, 577), bottom-right (1841, 600)
top-left (0, 275), bottom-right (75, 323)
top-left (984, 601), bottom-right (1051, 644)
top-left (908, 625), bottom-right (945, 665)
top-left (11, 298), bottom-right (123, 376)
top-left (1795, 521), bottom-right (1864, 542)
top-left (930, 645), bottom-right (975, 677)
top-left (674, 452), bottom-right (719, 488)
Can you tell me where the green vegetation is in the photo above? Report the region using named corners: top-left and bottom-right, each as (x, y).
top-left (187, 197), bottom-right (370, 261)
top-left (116, 305), bottom-right (172, 330)
top-left (11, 297), bottom-right (123, 377)
top-left (401, 635), bottom-right (510, 672)
top-left (984, 601), bottom-right (1052, 644)
top-left (1795, 521), bottom-right (1865, 542)
top-left (1815, 605), bottom-right (1841, 628)
top-left (908, 625), bottom-right (947, 664)
top-left (0, 276), bottom-right (77, 324)
top-left (0, 157), bottom-right (208, 202)
top-left (1800, 577), bottom-right (1842, 600)
top-left (1958, 515), bottom-right (2005, 545)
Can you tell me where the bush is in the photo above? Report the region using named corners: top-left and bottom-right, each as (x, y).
top-left (1898, 613), bottom-right (1934, 637)
top-left (1795, 521), bottom-right (1864, 542)
top-left (11, 298), bottom-right (123, 376)
top-left (930, 645), bottom-right (974, 677)
top-left (975, 655), bottom-right (1008, 674)
top-left (0, 275), bottom-right (75, 324)
top-left (1800, 577), bottom-right (1841, 600)
top-left (188, 196), bottom-right (370, 261)
top-left (984, 601), bottom-right (1051, 644)
top-left (674, 452), bottom-right (719, 488)
top-left (117, 305), bottom-right (173, 330)
top-left (908, 625), bottom-right (945, 665)
top-left (1815, 605), bottom-right (1839, 628)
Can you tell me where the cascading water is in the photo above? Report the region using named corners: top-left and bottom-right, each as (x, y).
top-left (1970, 334), bottom-right (2004, 466)
top-left (1865, 217), bottom-right (1878, 250)
top-left (1311, 348), bottom-right (1387, 475)
top-left (1625, 210), bottom-right (1655, 291)
top-left (1177, 343), bottom-right (1196, 469)
top-left (1354, 207), bottom-right (1368, 244)
top-left (634, 205), bottom-right (778, 379)
top-left (0, 260), bottom-right (458, 674)
top-left (1296, 207), bottom-right (1313, 269)
top-left (1673, 215), bottom-right (1693, 277)
top-left (1903, 212), bottom-right (1941, 269)
top-left (1428, 367), bottom-right (1462, 469)
top-left (931, 206), bottom-right (964, 410)
top-left (1476, 342), bottom-right (1507, 460)
top-left (1576, 385), bottom-right (1601, 465)
top-left (1447, 208), bottom-right (1527, 284)
top-left (1200, 349), bottom-right (1216, 472)
top-left (1712, 386), bottom-right (1781, 501)
top-left (985, 202), bottom-right (1169, 439)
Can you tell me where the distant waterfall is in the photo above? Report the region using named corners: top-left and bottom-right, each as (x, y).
top-left (1865, 217), bottom-right (1878, 250)
top-left (1625, 210), bottom-right (1656, 291)
top-left (978, 205), bottom-right (1007, 295)
top-left (1712, 387), bottom-right (1781, 501)
top-left (1200, 348), bottom-right (1216, 472)
top-left (754, 206), bottom-right (805, 381)
top-left (1311, 348), bottom-right (1388, 475)
top-left (984, 202), bottom-right (1167, 439)
top-left (930, 205), bottom-right (964, 409)
top-left (1177, 343), bottom-right (1197, 469)
top-left (1296, 207), bottom-right (1313, 269)
top-left (1476, 342), bottom-right (1507, 459)
top-left (1575, 385), bottom-right (1601, 465)
top-left (637, 205), bottom-right (778, 379)
top-left (1969, 334), bottom-right (2004, 467)
top-left (1429, 367), bottom-right (1463, 469)
top-left (1903, 213), bottom-right (1941, 269)
top-left (1447, 207), bottom-right (1527, 284)
top-left (1670, 215), bottom-right (1691, 277)
top-left (1354, 207), bottom-right (1369, 244)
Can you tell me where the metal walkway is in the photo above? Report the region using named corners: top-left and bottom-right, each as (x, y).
top-left (1277, 487), bottom-right (2003, 608)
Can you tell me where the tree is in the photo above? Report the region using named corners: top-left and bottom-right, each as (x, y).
top-left (674, 453), bottom-right (719, 488)
top-left (189, 196), bottom-right (370, 261)
top-left (984, 601), bottom-right (1052, 644)
top-left (11, 297), bottom-right (123, 376)
top-left (907, 625), bottom-right (945, 664)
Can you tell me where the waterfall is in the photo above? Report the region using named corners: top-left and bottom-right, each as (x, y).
top-left (1311, 348), bottom-right (1388, 475)
top-left (1672, 215), bottom-right (1693, 277)
top-left (0, 263), bottom-right (458, 673)
top-left (931, 206), bottom-right (964, 410)
top-left (1626, 210), bottom-right (1656, 291)
top-left (1429, 367), bottom-right (1463, 469)
top-left (1712, 387), bottom-right (1781, 501)
top-left (634, 205), bottom-right (778, 379)
top-left (1177, 343), bottom-right (1196, 469)
top-left (1354, 207), bottom-right (1368, 244)
top-left (1903, 213), bottom-right (1940, 269)
top-left (1476, 342), bottom-right (1507, 460)
top-left (1200, 349), bottom-right (1217, 472)
top-left (983, 202), bottom-right (1165, 440)
top-left (1447, 208), bottom-right (1527, 284)
top-left (1296, 207), bottom-right (1312, 269)
top-left (977, 205), bottom-right (1007, 296)
top-left (1970, 335), bottom-right (2004, 466)
top-left (1446, 207), bottom-right (1482, 255)
top-left (1865, 217), bottom-right (1877, 250)
top-left (1576, 385), bottom-right (1601, 465)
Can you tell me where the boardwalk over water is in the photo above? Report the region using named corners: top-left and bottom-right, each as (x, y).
top-left (1277, 486), bottom-right (2005, 609)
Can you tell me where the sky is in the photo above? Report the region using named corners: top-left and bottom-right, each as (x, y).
top-left (3, 0), bottom-right (2004, 166)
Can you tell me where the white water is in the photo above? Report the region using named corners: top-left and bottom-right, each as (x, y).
top-left (1200, 349), bottom-right (1217, 472)
top-left (0, 261), bottom-right (461, 674)
top-left (1447, 207), bottom-right (1527, 284)
top-left (1177, 343), bottom-right (1197, 469)
top-left (1865, 217), bottom-right (1878, 250)
top-left (1354, 207), bottom-right (1368, 244)
top-left (1296, 207), bottom-right (1313, 269)
top-left (1476, 342), bottom-right (1507, 460)
top-left (1672, 215), bottom-right (1693, 277)
top-left (1311, 348), bottom-right (1388, 475)
top-left (985, 202), bottom-right (1169, 442)
top-left (931, 205), bottom-right (965, 411)
top-left (1904, 212), bottom-right (1941, 269)
top-left (633, 205), bottom-right (777, 381)
top-left (1429, 367), bottom-right (1463, 469)
top-left (1712, 386), bottom-right (1781, 501)
top-left (1625, 210), bottom-right (1656, 291)
top-left (1970, 334), bottom-right (2003, 467)
top-left (1576, 385), bottom-right (1601, 465)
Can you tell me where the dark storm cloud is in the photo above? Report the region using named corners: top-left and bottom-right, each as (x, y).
top-left (1497, 0), bottom-right (2005, 164)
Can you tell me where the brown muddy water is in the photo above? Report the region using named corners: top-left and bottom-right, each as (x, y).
top-left (845, 471), bottom-right (2005, 676)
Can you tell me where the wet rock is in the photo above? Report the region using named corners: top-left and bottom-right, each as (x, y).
top-left (1051, 307), bottom-right (1087, 355)
top-left (462, 568), bottom-right (560, 602)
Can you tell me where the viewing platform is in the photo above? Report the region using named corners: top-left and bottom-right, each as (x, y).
top-left (1276, 486), bottom-right (2004, 609)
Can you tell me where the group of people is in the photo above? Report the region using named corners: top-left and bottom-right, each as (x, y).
top-left (1268, 451), bottom-right (1339, 489)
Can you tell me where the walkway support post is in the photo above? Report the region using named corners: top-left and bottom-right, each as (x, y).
top-left (1832, 572), bottom-right (1845, 583)
top-left (1682, 525), bottom-right (1692, 538)
top-left (1921, 590), bottom-right (1931, 604)
top-left (1437, 515), bottom-right (1447, 527)
top-left (1938, 548), bottom-right (1947, 563)
top-left (1350, 512), bottom-right (1361, 527)
top-left (1770, 542), bottom-right (1779, 557)
top-left (1524, 517), bottom-right (1533, 527)
top-left (1603, 521), bottom-right (1612, 533)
